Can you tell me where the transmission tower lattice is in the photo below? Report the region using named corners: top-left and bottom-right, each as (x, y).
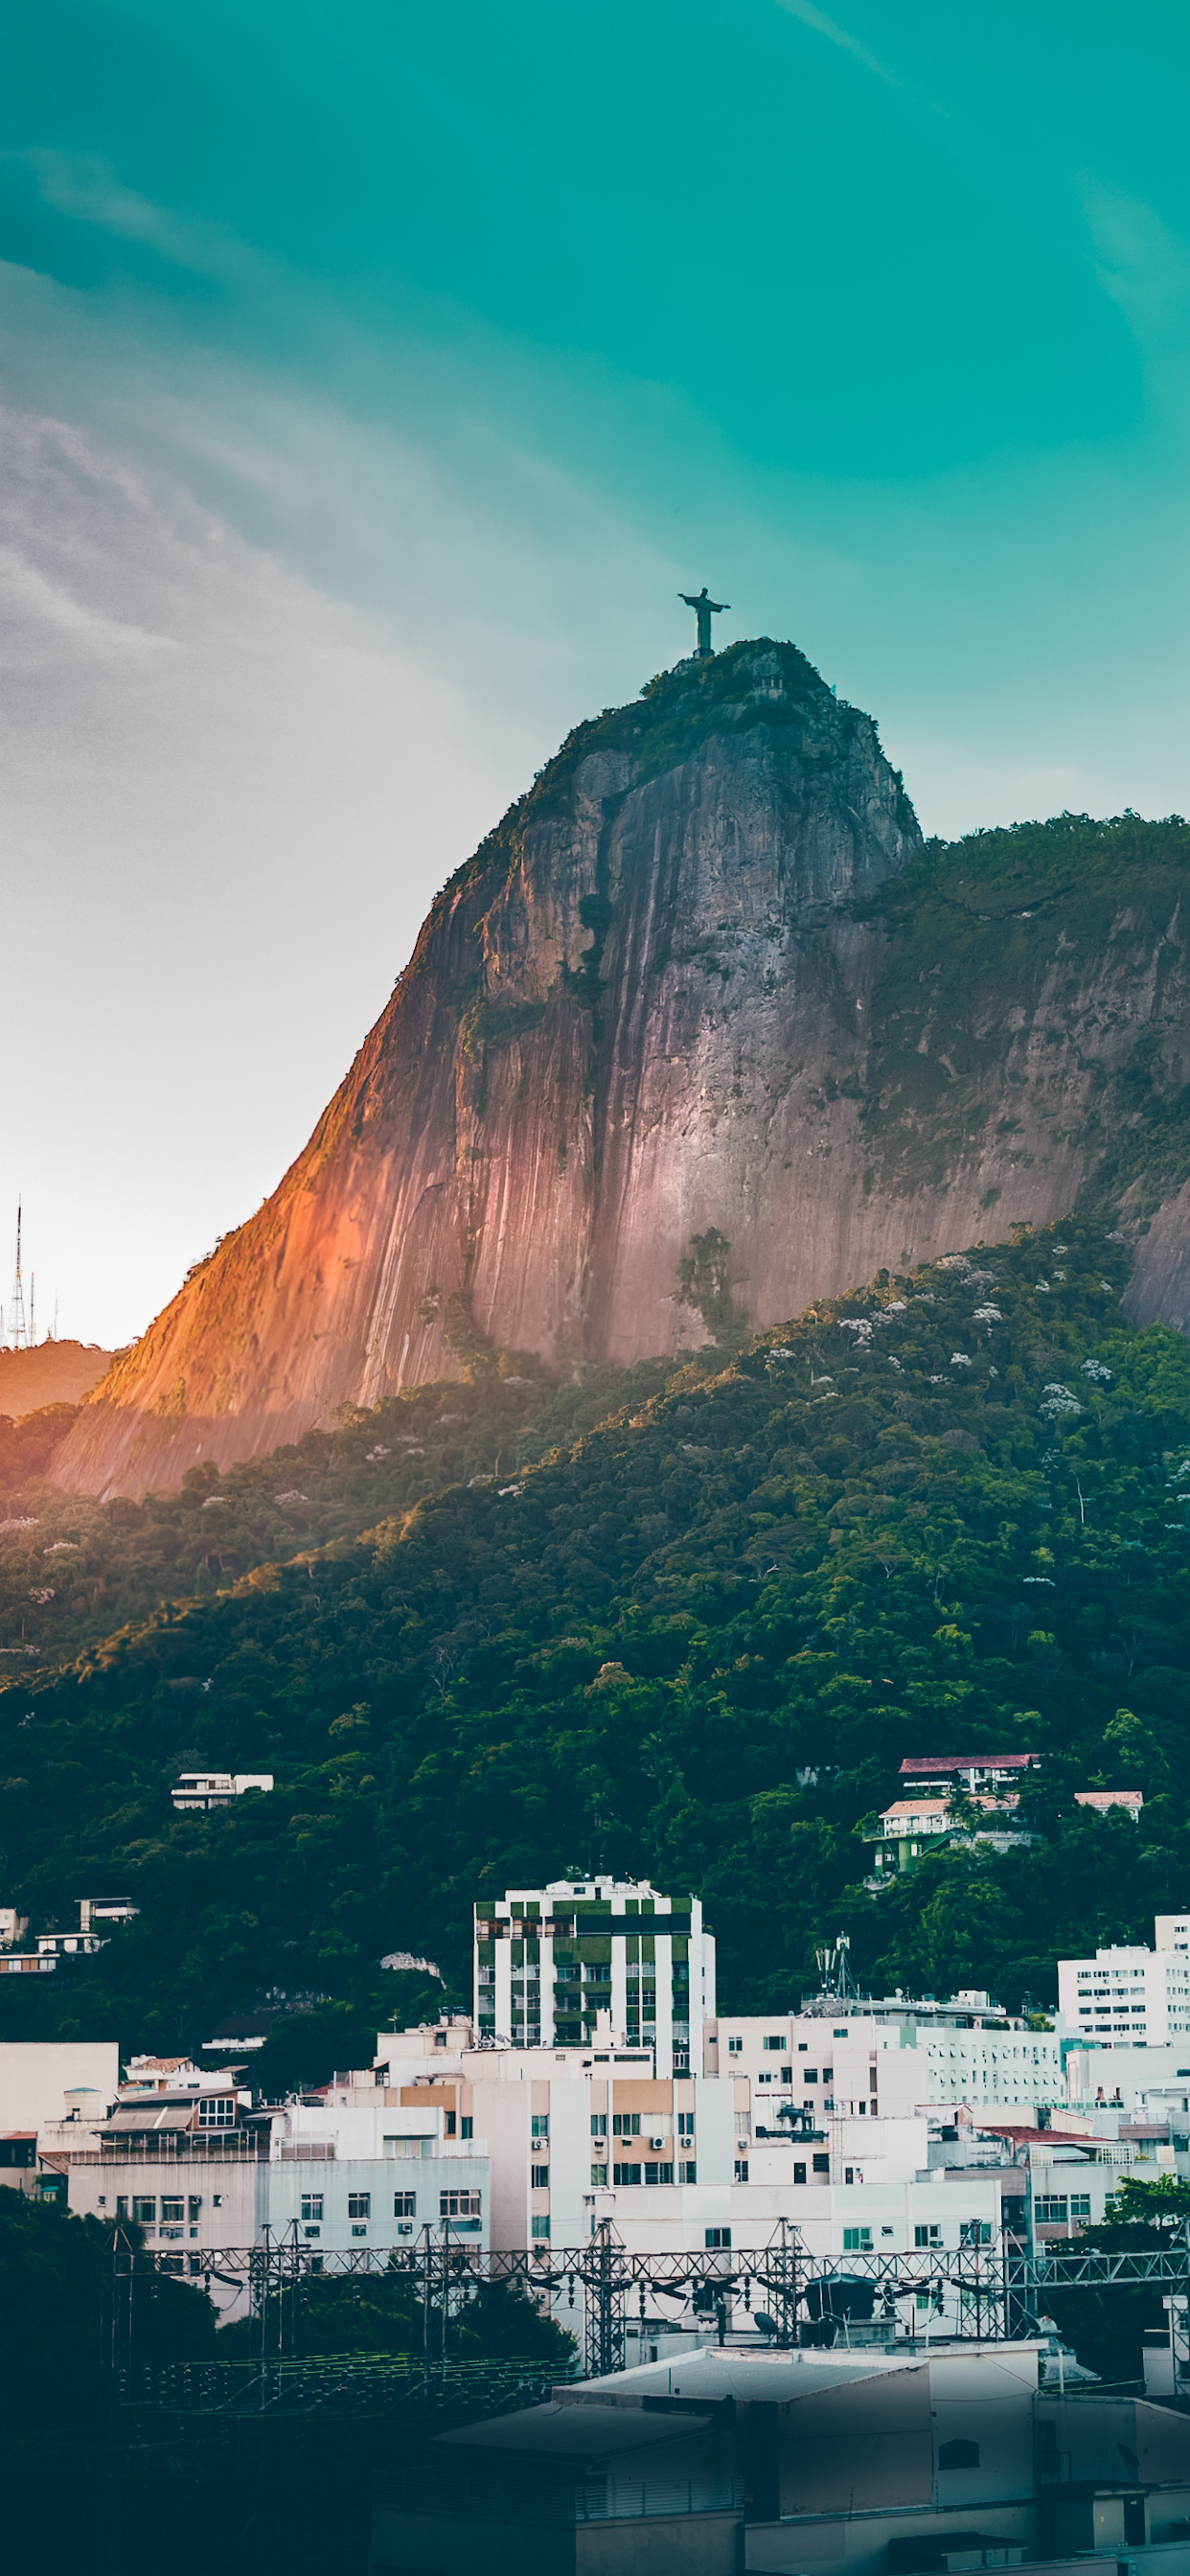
top-left (6, 1206), bottom-right (28, 1348)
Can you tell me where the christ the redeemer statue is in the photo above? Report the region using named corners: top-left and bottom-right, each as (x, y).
top-left (679, 586), bottom-right (729, 658)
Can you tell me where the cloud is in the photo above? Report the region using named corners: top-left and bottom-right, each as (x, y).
top-left (773, 0), bottom-right (900, 88)
top-left (0, 538), bottom-right (181, 661)
top-left (3, 148), bottom-right (263, 287)
top-left (1081, 182), bottom-right (1190, 365)
top-left (0, 402), bottom-right (528, 1346)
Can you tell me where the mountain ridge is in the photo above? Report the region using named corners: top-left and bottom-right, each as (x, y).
top-left (53, 645), bottom-right (1190, 1496)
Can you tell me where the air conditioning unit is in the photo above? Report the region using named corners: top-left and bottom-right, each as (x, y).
top-left (649, 2136), bottom-right (667, 2150)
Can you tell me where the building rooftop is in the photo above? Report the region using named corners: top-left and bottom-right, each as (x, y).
top-left (437, 2402), bottom-right (714, 2457)
top-left (900, 1755), bottom-right (1037, 1777)
top-left (572, 2342), bottom-right (1047, 2406)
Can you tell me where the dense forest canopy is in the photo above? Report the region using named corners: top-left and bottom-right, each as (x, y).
top-left (2, 1217), bottom-right (1190, 2065)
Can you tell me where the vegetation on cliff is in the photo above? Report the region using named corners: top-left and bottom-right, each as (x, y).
top-left (5, 1219), bottom-right (1190, 2067)
top-left (861, 810), bottom-right (1190, 1219)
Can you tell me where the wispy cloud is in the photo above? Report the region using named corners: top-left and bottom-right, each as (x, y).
top-left (2, 150), bottom-right (265, 288)
top-left (1082, 182), bottom-right (1190, 352)
top-left (773, 0), bottom-right (900, 88)
top-left (0, 540), bottom-right (181, 659)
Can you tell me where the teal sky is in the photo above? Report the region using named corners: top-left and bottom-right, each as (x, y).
top-left (3, 2), bottom-right (1190, 1342)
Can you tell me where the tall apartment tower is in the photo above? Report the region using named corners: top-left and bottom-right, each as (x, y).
top-left (473, 1875), bottom-right (716, 2076)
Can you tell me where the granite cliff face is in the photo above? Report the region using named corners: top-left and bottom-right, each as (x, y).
top-left (54, 642), bottom-right (1190, 1494)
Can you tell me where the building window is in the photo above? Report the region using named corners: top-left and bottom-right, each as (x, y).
top-left (644, 2162), bottom-right (674, 2185)
top-left (189, 2196), bottom-right (202, 2221)
top-left (132, 2196), bottom-right (155, 2223)
top-left (591, 2114), bottom-right (607, 2137)
top-left (959, 2220), bottom-right (992, 2245)
top-left (613, 2163), bottom-right (642, 2186)
top-left (161, 2197), bottom-right (184, 2223)
top-left (460, 2116), bottom-right (473, 2140)
top-left (734, 2159), bottom-right (749, 2182)
top-left (939, 2439), bottom-right (980, 2470)
top-left (1070, 2194), bottom-right (1091, 2221)
top-left (440, 2191), bottom-right (481, 2219)
top-left (804, 2070), bottom-right (818, 2085)
top-left (812, 2154), bottom-right (830, 2174)
top-left (678, 2160), bottom-right (698, 2183)
top-left (705, 2228), bottom-right (731, 2249)
top-left (444, 2112), bottom-right (457, 2137)
top-left (1036, 2196), bottom-right (1068, 2223)
top-left (843, 2227), bottom-right (872, 2251)
top-left (351, 2224), bottom-right (367, 2238)
top-left (590, 2164), bottom-right (607, 2186)
top-left (393, 2192), bottom-right (416, 2218)
top-left (727, 2036), bottom-right (743, 2054)
top-left (764, 2036), bottom-right (785, 2052)
top-left (532, 2215), bottom-right (550, 2240)
top-left (612, 2113), bottom-right (641, 2137)
top-left (915, 2224), bottom-right (942, 2247)
top-left (301, 2194), bottom-right (324, 2221)
top-left (531, 2164), bottom-right (550, 2190)
top-left (348, 2192), bottom-right (371, 2220)
top-left (677, 2112), bottom-right (695, 2138)
top-left (531, 2115), bottom-right (549, 2139)
top-left (195, 2097), bottom-right (236, 2128)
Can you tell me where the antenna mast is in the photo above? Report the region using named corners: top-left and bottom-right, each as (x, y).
top-left (7, 1207), bottom-right (27, 1350)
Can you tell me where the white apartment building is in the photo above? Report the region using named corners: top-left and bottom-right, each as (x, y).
top-left (375, 2016), bottom-right (731, 2252)
top-left (1058, 1922), bottom-right (1190, 2048)
top-left (65, 2074), bottom-right (489, 2325)
top-left (704, 2008), bottom-right (1067, 2118)
top-left (473, 1876), bottom-right (715, 2077)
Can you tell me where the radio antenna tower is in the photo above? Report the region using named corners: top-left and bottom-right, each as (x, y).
top-left (7, 1207), bottom-right (27, 1349)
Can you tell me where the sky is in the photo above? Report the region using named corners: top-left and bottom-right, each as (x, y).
top-left (3, 1), bottom-right (1190, 1346)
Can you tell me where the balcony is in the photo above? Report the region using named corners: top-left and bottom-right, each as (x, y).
top-left (73, 2130), bottom-right (269, 2165)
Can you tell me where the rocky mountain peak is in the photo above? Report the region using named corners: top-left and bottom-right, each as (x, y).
top-left (52, 652), bottom-right (1190, 1495)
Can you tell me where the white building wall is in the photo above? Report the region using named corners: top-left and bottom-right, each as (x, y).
top-left (0, 2039), bottom-right (120, 2132)
top-left (1066, 2039), bottom-right (1190, 2108)
top-left (1058, 1942), bottom-right (1190, 2048)
top-left (705, 2013), bottom-right (1064, 2121)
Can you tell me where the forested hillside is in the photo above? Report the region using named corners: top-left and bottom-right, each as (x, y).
top-left (0, 1353), bottom-right (672, 1676)
top-left (3, 1217), bottom-right (1190, 2068)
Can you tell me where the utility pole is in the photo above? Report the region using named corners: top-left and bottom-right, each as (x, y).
top-left (441, 2218), bottom-right (450, 2383)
